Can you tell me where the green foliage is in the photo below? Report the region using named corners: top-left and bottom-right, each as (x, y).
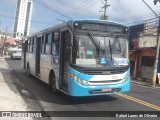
top-left (10, 44), bottom-right (15, 47)
top-left (5, 42), bottom-right (10, 47)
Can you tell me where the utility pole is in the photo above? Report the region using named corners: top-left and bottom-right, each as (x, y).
top-left (1, 27), bottom-right (8, 57)
top-left (142, 0), bottom-right (160, 86)
top-left (100, 0), bottom-right (110, 20)
top-left (153, 0), bottom-right (160, 86)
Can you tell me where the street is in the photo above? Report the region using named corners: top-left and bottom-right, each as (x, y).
top-left (6, 58), bottom-right (160, 120)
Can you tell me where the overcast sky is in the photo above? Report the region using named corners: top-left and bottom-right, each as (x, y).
top-left (0, 0), bottom-right (160, 34)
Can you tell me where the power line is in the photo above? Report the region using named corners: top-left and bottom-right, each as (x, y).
top-left (0, 14), bottom-right (54, 25)
top-left (71, 0), bottom-right (100, 16)
top-left (47, 0), bottom-right (101, 17)
top-left (33, 0), bottom-right (72, 19)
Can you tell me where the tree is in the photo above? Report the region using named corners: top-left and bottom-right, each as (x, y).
top-left (5, 42), bottom-right (10, 47)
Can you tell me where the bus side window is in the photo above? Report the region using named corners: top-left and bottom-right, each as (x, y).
top-left (30, 37), bottom-right (34, 53)
top-left (41, 35), bottom-right (45, 54)
top-left (33, 36), bottom-right (37, 53)
top-left (52, 32), bottom-right (60, 56)
top-left (52, 43), bottom-right (59, 56)
top-left (45, 33), bottom-right (52, 54)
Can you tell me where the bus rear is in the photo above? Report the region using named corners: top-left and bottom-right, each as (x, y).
top-left (67, 20), bottom-right (130, 96)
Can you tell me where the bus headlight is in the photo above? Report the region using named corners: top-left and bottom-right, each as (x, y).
top-left (121, 75), bottom-right (130, 83)
top-left (74, 75), bottom-right (78, 81)
top-left (70, 73), bottom-right (88, 85)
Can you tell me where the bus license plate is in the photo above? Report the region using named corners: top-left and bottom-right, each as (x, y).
top-left (102, 88), bottom-right (112, 92)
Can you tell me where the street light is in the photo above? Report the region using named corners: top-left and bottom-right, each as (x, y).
top-left (142, 0), bottom-right (160, 86)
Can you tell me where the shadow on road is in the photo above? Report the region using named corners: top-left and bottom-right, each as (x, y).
top-left (5, 59), bottom-right (118, 106)
top-left (18, 70), bottom-right (117, 104)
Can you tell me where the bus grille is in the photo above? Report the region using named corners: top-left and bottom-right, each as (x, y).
top-left (89, 79), bottom-right (121, 84)
top-left (82, 69), bottom-right (126, 75)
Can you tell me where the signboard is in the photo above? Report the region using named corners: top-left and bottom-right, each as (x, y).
top-left (113, 58), bottom-right (128, 66)
top-left (74, 22), bottom-right (127, 33)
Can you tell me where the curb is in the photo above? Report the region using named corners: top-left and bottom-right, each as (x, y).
top-left (131, 81), bottom-right (160, 89)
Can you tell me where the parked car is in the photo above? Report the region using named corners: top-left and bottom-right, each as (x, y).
top-left (10, 48), bottom-right (22, 59)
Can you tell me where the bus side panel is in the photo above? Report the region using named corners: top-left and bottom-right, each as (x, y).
top-left (40, 54), bottom-right (53, 84)
top-left (26, 53), bottom-right (35, 75)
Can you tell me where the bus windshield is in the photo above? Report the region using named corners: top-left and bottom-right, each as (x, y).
top-left (72, 33), bottom-right (128, 68)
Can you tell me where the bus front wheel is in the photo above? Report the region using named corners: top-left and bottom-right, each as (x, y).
top-left (50, 73), bottom-right (57, 93)
top-left (27, 64), bottom-right (31, 77)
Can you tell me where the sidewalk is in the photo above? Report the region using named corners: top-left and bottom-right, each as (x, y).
top-left (0, 58), bottom-right (32, 120)
top-left (131, 78), bottom-right (160, 89)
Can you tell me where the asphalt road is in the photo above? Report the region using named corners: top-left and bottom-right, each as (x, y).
top-left (5, 58), bottom-right (160, 120)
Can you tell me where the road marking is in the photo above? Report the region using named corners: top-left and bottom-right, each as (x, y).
top-left (116, 93), bottom-right (160, 111)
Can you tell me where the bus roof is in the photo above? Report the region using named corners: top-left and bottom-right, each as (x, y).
top-left (72, 19), bottom-right (127, 27)
top-left (23, 19), bottom-right (127, 39)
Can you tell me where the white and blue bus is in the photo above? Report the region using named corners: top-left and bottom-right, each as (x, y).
top-left (22, 19), bottom-right (130, 96)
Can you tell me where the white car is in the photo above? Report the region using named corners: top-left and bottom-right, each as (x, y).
top-left (11, 49), bottom-right (22, 59)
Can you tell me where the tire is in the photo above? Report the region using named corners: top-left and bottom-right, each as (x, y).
top-left (50, 73), bottom-right (57, 93)
top-left (27, 64), bottom-right (31, 77)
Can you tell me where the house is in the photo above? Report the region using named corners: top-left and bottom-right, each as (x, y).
top-left (129, 23), bottom-right (158, 83)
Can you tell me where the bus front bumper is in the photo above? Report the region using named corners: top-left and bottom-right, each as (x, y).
top-left (68, 78), bottom-right (130, 96)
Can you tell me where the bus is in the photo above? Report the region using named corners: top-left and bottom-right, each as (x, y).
top-left (22, 19), bottom-right (130, 96)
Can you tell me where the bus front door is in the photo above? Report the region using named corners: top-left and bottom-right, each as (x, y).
top-left (60, 30), bottom-right (71, 91)
top-left (35, 37), bottom-right (41, 77)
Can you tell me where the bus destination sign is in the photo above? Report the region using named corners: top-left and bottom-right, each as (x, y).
top-left (74, 22), bottom-right (125, 33)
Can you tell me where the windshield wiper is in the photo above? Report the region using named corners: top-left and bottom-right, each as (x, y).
top-left (87, 32), bottom-right (100, 57)
top-left (87, 32), bottom-right (100, 49)
top-left (109, 39), bottom-right (112, 61)
top-left (112, 35), bottom-right (122, 52)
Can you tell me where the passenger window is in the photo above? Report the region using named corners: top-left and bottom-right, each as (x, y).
top-left (33, 37), bottom-right (37, 53)
top-left (30, 38), bottom-right (33, 53)
top-left (45, 33), bottom-right (52, 54)
top-left (41, 35), bottom-right (45, 54)
top-left (52, 43), bottom-right (59, 56)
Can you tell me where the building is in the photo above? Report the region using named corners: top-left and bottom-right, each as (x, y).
top-left (0, 34), bottom-right (5, 47)
top-left (13, 0), bottom-right (33, 40)
top-left (129, 23), bottom-right (159, 84)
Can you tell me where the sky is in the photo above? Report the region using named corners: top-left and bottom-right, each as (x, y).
top-left (0, 0), bottom-right (160, 34)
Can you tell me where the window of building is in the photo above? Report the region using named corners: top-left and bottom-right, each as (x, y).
top-left (142, 56), bottom-right (154, 67)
